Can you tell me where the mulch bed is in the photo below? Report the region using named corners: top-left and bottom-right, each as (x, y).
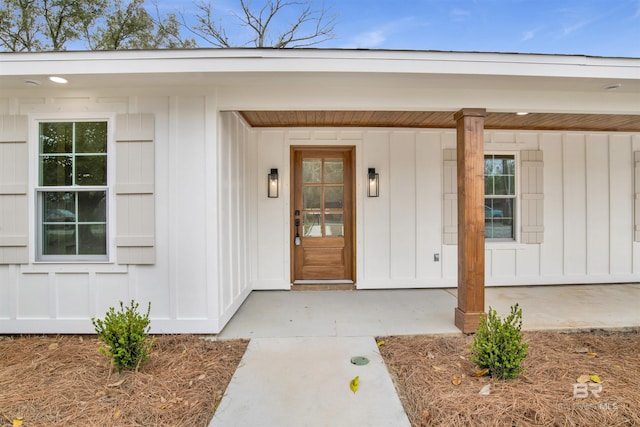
top-left (0, 335), bottom-right (247, 427)
top-left (378, 329), bottom-right (640, 427)
top-left (1, 330), bottom-right (639, 426)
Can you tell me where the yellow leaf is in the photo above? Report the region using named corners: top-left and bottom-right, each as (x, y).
top-left (48, 342), bottom-right (59, 350)
top-left (349, 376), bottom-right (359, 393)
top-left (13, 418), bottom-right (23, 427)
top-left (432, 365), bottom-right (445, 372)
top-left (113, 410), bottom-right (122, 419)
top-left (577, 375), bottom-right (591, 383)
top-left (376, 340), bottom-right (385, 347)
top-left (473, 368), bottom-right (489, 377)
top-left (590, 374), bottom-right (602, 384)
top-left (452, 375), bottom-right (461, 386)
top-left (587, 352), bottom-right (597, 357)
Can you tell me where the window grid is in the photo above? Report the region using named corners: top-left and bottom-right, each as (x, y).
top-left (484, 154), bottom-right (516, 240)
top-left (37, 121), bottom-right (109, 260)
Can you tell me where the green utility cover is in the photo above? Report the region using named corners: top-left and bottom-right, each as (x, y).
top-left (350, 356), bottom-right (369, 366)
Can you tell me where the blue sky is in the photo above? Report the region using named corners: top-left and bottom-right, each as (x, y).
top-left (169, 0), bottom-right (640, 57)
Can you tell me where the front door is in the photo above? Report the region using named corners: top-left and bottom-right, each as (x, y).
top-left (291, 147), bottom-right (355, 282)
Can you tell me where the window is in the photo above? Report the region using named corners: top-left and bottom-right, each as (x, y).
top-left (37, 121), bottom-right (109, 260)
top-left (484, 154), bottom-right (515, 240)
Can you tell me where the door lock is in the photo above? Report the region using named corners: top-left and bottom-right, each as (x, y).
top-left (294, 218), bottom-right (301, 245)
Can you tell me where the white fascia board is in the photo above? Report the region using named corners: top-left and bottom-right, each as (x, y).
top-left (1, 49), bottom-right (639, 81)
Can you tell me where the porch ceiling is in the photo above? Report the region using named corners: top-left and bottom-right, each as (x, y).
top-left (239, 110), bottom-right (640, 132)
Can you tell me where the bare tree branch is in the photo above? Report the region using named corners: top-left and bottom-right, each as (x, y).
top-left (184, 0), bottom-right (231, 48)
top-left (188, 0), bottom-right (335, 48)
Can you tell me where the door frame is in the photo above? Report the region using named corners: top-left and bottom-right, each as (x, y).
top-left (289, 145), bottom-right (357, 284)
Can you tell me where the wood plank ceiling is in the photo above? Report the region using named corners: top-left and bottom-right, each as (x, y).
top-left (240, 111), bottom-right (640, 132)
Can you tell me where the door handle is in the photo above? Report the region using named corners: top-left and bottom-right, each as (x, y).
top-left (294, 218), bottom-right (301, 245)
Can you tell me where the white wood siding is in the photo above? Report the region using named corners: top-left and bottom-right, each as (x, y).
top-left (635, 151), bottom-right (640, 242)
top-left (250, 128), bottom-right (640, 288)
top-left (217, 112), bottom-right (252, 326)
top-left (1, 93), bottom-right (638, 333)
top-left (0, 95), bottom-right (226, 333)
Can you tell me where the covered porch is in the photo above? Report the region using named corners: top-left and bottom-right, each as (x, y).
top-left (216, 283), bottom-right (640, 339)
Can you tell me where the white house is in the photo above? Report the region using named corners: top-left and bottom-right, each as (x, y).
top-left (0, 49), bottom-right (639, 334)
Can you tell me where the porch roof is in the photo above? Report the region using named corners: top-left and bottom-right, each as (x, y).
top-left (1, 48), bottom-right (639, 132)
top-left (239, 110), bottom-right (640, 132)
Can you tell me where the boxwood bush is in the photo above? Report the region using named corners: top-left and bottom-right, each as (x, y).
top-left (92, 300), bottom-right (152, 372)
top-left (470, 303), bottom-right (528, 380)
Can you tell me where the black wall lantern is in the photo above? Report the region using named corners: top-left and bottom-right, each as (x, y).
top-left (268, 168), bottom-right (279, 198)
top-left (368, 168), bottom-right (379, 197)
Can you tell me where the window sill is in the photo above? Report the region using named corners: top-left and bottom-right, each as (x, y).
top-left (21, 262), bottom-right (128, 274)
top-left (485, 240), bottom-right (531, 250)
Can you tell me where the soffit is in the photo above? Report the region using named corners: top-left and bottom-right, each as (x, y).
top-left (239, 110), bottom-right (640, 132)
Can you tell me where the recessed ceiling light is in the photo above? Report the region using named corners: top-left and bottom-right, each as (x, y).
top-left (604, 83), bottom-right (621, 91)
top-left (516, 112), bottom-right (529, 116)
top-left (49, 76), bottom-right (68, 84)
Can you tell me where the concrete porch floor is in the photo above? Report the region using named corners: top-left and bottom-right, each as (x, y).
top-left (218, 283), bottom-right (640, 339)
top-left (210, 284), bottom-right (640, 427)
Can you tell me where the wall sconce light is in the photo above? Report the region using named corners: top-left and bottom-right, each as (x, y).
top-left (268, 168), bottom-right (279, 198)
top-left (368, 168), bottom-right (379, 197)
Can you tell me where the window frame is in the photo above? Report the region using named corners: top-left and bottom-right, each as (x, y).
top-left (31, 114), bottom-right (115, 263)
top-left (484, 151), bottom-right (519, 242)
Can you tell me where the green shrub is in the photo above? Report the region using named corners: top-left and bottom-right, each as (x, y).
top-left (92, 300), bottom-right (152, 372)
top-left (470, 303), bottom-right (528, 380)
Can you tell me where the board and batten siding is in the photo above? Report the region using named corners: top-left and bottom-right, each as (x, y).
top-left (0, 96), bottom-right (246, 334)
top-left (1, 94), bottom-right (639, 334)
top-left (217, 112), bottom-right (252, 327)
top-left (250, 127), bottom-right (640, 289)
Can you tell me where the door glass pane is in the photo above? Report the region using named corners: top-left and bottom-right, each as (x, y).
top-left (325, 213), bottom-right (344, 236)
top-left (324, 186), bottom-right (343, 209)
top-left (303, 212), bottom-right (322, 237)
top-left (324, 159), bottom-right (343, 183)
top-left (303, 159), bottom-right (322, 183)
top-left (303, 186), bottom-right (322, 210)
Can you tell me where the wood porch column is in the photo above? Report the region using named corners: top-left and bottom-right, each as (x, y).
top-left (454, 108), bottom-right (486, 334)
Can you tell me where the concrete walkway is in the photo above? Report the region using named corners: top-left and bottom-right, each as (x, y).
top-left (210, 284), bottom-right (640, 427)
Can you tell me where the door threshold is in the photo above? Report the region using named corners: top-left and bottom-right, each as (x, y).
top-left (292, 280), bottom-right (355, 291)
